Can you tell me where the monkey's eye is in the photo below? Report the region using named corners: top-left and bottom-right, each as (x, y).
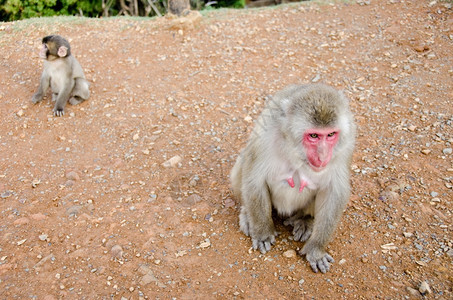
top-left (309, 133), bottom-right (318, 139)
top-left (327, 132), bottom-right (337, 137)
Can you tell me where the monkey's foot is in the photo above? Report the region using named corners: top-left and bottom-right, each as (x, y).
top-left (284, 215), bottom-right (313, 242)
top-left (32, 94), bottom-right (43, 104)
top-left (301, 246), bottom-right (334, 273)
top-left (252, 234), bottom-right (276, 254)
top-left (69, 96), bottom-right (84, 105)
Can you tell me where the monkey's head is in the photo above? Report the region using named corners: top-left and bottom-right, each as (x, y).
top-left (39, 35), bottom-right (71, 60)
top-left (281, 84), bottom-right (353, 172)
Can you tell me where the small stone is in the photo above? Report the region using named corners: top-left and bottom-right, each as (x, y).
top-left (39, 234), bottom-right (48, 241)
top-left (244, 115), bottom-right (253, 123)
top-left (111, 245), bottom-right (123, 259)
top-left (31, 213), bottom-right (46, 220)
top-left (421, 149), bottom-right (431, 155)
top-left (133, 133), bottom-right (139, 141)
top-left (199, 239), bottom-right (211, 248)
top-left (407, 125), bottom-right (416, 132)
top-left (283, 249), bottom-right (297, 258)
top-left (223, 198), bottom-right (235, 208)
top-left (184, 194), bottom-right (202, 207)
top-left (66, 205), bottom-right (82, 217)
top-left (66, 171), bottom-right (79, 181)
top-left (13, 217), bottom-right (30, 225)
top-left (403, 232), bottom-right (413, 238)
top-left (430, 191), bottom-right (438, 197)
top-left (338, 258), bottom-right (346, 265)
top-left (419, 281), bottom-right (431, 295)
top-left (31, 179), bottom-right (41, 188)
top-left (406, 287), bottom-right (419, 297)
top-left (442, 148), bottom-right (452, 155)
top-left (162, 155), bottom-right (182, 168)
top-left (1, 190), bottom-right (13, 198)
top-left (16, 109), bottom-right (24, 117)
top-left (298, 279), bottom-right (305, 285)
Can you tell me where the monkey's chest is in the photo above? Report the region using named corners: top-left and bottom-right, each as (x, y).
top-left (268, 179), bottom-right (316, 216)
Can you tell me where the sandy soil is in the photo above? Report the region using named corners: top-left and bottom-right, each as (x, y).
top-left (0, 0), bottom-right (452, 298)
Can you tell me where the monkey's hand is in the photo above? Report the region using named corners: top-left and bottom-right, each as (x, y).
top-left (300, 244), bottom-right (334, 273)
top-left (32, 93), bottom-right (43, 104)
top-left (53, 107), bottom-right (65, 117)
top-left (284, 216), bottom-right (313, 242)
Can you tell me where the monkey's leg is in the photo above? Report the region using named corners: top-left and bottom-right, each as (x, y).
top-left (69, 78), bottom-right (90, 105)
top-left (283, 212), bottom-right (313, 242)
top-left (32, 74), bottom-right (50, 104)
top-left (240, 188), bottom-right (277, 254)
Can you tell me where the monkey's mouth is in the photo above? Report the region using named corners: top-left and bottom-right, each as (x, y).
top-left (307, 161), bottom-right (328, 172)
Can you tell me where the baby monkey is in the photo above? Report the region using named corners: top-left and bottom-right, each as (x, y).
top-left (32, 35), bottom-right (90, 117)
top-left (231, 84), bottom-right (356, 273)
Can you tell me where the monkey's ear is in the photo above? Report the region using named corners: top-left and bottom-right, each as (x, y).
top-left (57, 46), bottom-right (68, 57)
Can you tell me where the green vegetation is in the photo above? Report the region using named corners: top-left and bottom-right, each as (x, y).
top-left (0, 0), bottom-right (246, 21)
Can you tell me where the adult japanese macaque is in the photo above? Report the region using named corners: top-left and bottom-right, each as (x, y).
top-left (32, 35), bottom-right (90, 117)
top-left (230, 84), bottom-right (356, 273)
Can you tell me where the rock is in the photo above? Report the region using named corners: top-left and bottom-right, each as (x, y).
top-left (110, 245), bottom-right (123, 259)
top-left (66, 205), bottom-right (82, 217)
top-left (283, 249), bottom-right (297, 258)
top-left (162, 155), bottom-right (182, 168)
top-left (13, 217), bottom-right (30, 225)
top-left (442, 148), bottom-right (452, 155)
top-left (65, 171), bottom-right (79, 181)
top-left (138, 265), bottom-right (167, 288)
top-left (419, 281), bottom-right (431, 295)
top-left (406, 286), bottom-right (419, 297)
top-left (33, 254), bottom-right (55, 269)
top-left (223, 198), bottom-right (235, 208)
top-left (183, 194), bottom-right (202, 207)
top-left (30, 213), bottom-right (46, 221)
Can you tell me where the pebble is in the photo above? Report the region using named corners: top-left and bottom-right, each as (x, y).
top-left (442, 148), bottom-right (452, 155)
top-left (421, 149), bottom-right (431, 155)
top-left (406, 287), bottom-right (419, 297)
top-left (223, 198), bottom-right (235, 208)
top-left (419, 281), bottom-right (431, 295)
top-left (13, 217), bottom-right (30, 225)
top-left (283, 249), bottom-right (297, 258)
top-left (430, 191), bottom-right (438, 197)
top-left (110, 245), bottom-right (123, 259)
top-left (65, 171), bottom-right (79, 181)
top-left (66, 205), bottom-right (82, 217)
top-left (162, 155), bottom-right (182, 168)
top-left (31, 212), bottom-right (47, 221)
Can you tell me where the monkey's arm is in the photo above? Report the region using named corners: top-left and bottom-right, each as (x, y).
top-left (53, 79), bottom-right (74, 117)
top-left (301, 176), bottom-right (349, 273)
top-left (32, 72), bottom-right (50, 103)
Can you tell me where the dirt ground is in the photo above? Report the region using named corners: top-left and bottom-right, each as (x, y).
top-left (0, 0), bottom-right (452, 299)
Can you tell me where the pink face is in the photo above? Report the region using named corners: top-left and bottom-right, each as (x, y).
top-left (303, 128), bottom-right (340, 171)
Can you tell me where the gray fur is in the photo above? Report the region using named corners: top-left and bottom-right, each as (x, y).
top-left (32, 35), bottom-right (90, 117)
top-left (230, 83), bottom-right (356, 273)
